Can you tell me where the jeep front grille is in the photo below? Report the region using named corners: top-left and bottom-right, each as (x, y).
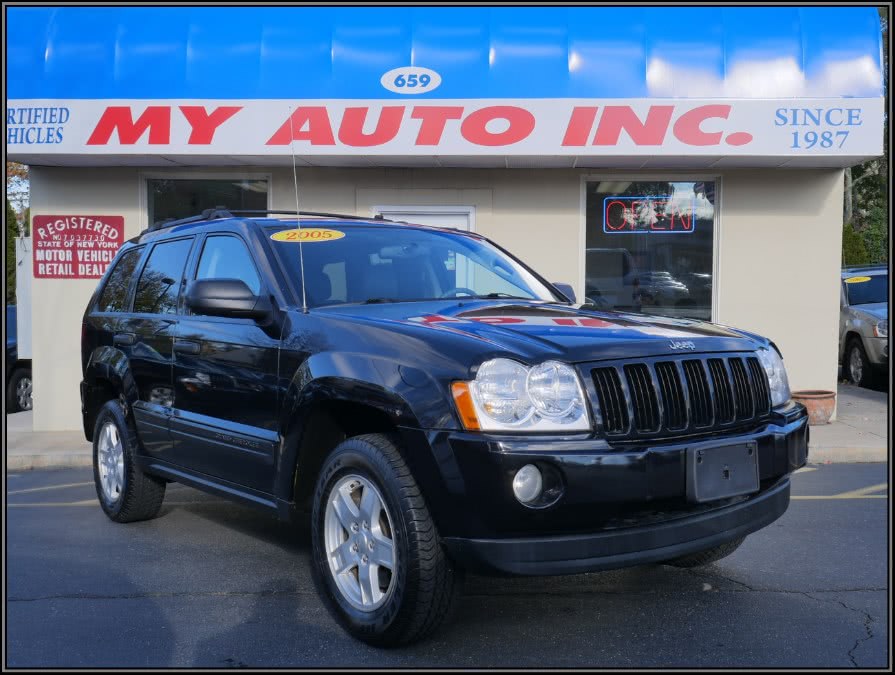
top-left (590, 354), bottom-right (772, 439)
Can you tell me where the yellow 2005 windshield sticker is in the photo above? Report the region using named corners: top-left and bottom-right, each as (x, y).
top-left (270, 228), bottom-right (345, 243)
top-left (844, 276), bottom-right (871, 284)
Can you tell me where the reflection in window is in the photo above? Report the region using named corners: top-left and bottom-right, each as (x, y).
top-left (133, 239), bottom-right (193, 315)
top-left (269, 225), bottom-right (560, 307)
top-left (196, 236), bottom-right (261, 294)
top-left (97, 248), bottom-right (143, 312)
top-left (147, 178), bottom-right (268, 225)
top-left (585, 181), bottom-right (716, 320)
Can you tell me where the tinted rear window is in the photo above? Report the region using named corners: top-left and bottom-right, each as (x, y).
top-left (97, 248), bottom-right (143, 312)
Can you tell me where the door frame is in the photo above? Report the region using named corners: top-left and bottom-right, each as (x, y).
top-left (370, 204), bottom-right (476, 232)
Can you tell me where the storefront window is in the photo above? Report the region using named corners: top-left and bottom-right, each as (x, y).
top-left (585, 180), bottom-right (716, 320)
top-left (147, 178), bottom-right (269, 225)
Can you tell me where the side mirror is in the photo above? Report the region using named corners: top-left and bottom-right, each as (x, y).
top-left (186, 279), bottom-right (271, 320)
top-left (552, 282), bottom-right (576, 304)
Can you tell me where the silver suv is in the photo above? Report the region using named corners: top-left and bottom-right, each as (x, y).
top-left (839, 266), bottom-right (888, 387)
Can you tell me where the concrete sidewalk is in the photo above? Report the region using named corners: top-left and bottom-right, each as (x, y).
top-left (807, 381), bottom-right (889, 463)
top-left (6, 411), bottom-right (91, 471)
top-left (5, 382), bottom-right (888, 470)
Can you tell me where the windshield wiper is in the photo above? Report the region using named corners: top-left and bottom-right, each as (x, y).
top-left (362, 297), bottom-right (398, 304)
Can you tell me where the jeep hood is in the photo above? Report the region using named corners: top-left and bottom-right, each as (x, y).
top-left (853, 302), bottom-right (888, 321)
top-left (317, 300), bottom-right (764, 362)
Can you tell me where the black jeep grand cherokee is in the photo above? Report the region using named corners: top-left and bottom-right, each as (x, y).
top-left (81, 210), bottom-right (808, 646)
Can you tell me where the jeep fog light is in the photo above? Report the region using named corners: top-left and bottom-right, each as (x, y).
top-left (513, 464), bottom-right (543, 504)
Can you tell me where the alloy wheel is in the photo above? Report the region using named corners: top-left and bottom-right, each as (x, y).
top-left (849, 346), bottom-right (864, 384)
top-left (16, 376), bottom-right (32, 411)
top-left (97, 421), bottom-right (125, 503)
top-left (323, 474), bottom-right (397, 611)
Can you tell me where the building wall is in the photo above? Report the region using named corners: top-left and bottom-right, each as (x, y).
top-left (29, 167), bottom-right (143, 431)
top-left (717, 168), bottom-right (845, 411)
top-left (27, 165), bottom-right (843, 431)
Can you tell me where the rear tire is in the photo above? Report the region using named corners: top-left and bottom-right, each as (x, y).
top-left (6, 367), bottom-right (32, 413)
top-left (311, 433), bottom-right (461, 647)
top-left (664, 536), bottom-right (746, 568)
top-left (92, 399), bottom-right (166, 523)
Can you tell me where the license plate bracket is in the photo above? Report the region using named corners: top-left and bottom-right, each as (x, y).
top-left (686, 441), bottom-right (759, 503)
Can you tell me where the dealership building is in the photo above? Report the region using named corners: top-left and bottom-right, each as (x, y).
top-left (7, 6), bottom-right (885, 431)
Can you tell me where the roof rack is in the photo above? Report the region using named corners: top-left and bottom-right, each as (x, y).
top-left (220, 209), bottom-right (388, 221)
top-left (144, 207), bottom-right (389, 234)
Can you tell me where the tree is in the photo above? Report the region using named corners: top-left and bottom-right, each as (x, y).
top-left (842, 222), bottom-right (869, 267)
top-left (6, 199), bottom-right (20, 303)
top-left (843, 7), bottom-right (889, 263)
top-left (6, 162), bottom-right (29, 213)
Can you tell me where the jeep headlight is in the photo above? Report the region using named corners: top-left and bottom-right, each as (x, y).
top-left (756, 347), bottom-right (791, 407)
top-left (874, 320), bottom-right (888, 338)
top-left (452, 358), bottom-right (590, 432)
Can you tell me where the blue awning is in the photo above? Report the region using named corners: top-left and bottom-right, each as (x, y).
top-left (7, 6), bottom-right (884, 100)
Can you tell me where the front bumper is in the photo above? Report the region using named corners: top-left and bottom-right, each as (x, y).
top-left (417, 402), bottom-right (808, 576)
top-left (444, 476), bottom-right (790, 575)
top-left (865, 336), bottom-right (889, 366)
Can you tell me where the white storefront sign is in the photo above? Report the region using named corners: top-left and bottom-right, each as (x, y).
top-left (6, 98), bottom-right (884, 158)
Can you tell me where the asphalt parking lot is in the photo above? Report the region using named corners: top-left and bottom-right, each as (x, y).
top-left (6, 464), bottom-right (888, 668)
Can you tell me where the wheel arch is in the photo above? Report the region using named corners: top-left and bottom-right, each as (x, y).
top-left (278, 396), bottom-right (403, 512)
top-left (82, 347), bottom-right (139, 441)
top-left (274, 348), bottom-right (454, 506)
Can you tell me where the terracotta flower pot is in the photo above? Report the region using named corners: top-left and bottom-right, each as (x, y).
top-left (791, 390), bottom-right (836, 425)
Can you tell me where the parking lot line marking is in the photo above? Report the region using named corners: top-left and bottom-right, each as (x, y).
top-left (793, 467), bottom-right (817, 474)
top-left (8, 499), bottom-right (97, 507)
top-left (832, 482), bottom-right (889, 498)
top-left (8, 500), bottom-right (219, 508)
top-left (7, 482), bottom-right (94, 495)
top-left (791, 482), bottom-right (889, 500)
top-left (792, 494), bottom-right (887, 500)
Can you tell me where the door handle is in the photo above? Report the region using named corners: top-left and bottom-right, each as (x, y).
top-left (173, 339), bottom-right (201, 356)
top-left (113, 333), bottom-right (136, 346)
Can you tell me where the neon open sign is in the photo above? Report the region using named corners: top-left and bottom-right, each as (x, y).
top-left (603, 196), bottom-right (697, 234)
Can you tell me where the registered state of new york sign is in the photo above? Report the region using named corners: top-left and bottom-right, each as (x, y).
top-left (32, 215), bottom-right (124, 279)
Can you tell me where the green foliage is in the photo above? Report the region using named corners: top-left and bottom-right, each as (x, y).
top-left (861, 206), bottom-right (888, 264)
top-left (6, 200), bottom-right (19, 303)
top-left (841, 9), bottom-right (888, 266)
top-left (842, 222), bottom-right (869, 267)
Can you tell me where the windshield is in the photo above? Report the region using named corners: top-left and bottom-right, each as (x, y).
top-left (267, 224), bottom-right (564, 307)
top-left (844, 274), bottom-right (888, 306)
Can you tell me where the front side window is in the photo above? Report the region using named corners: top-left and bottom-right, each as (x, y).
top-left (196, 235), bottom-right (261, 294)
top-left (97, 248), bottom-right (143, 312)
top-left (268, 225), bottom-right (563, 307)
top-left (133, 239), bottom-right (193, 314)
top-left (585, 180), bottom-right (716, 320)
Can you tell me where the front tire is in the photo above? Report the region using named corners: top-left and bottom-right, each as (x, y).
top-left (846, 338), bottom-right (872, 387)
top-left (92, 399), bottom-right (166, 523)
top-left (663, 536), bottom-right (746, 568)
top-left (311, 433), bottom-right (461, 647)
